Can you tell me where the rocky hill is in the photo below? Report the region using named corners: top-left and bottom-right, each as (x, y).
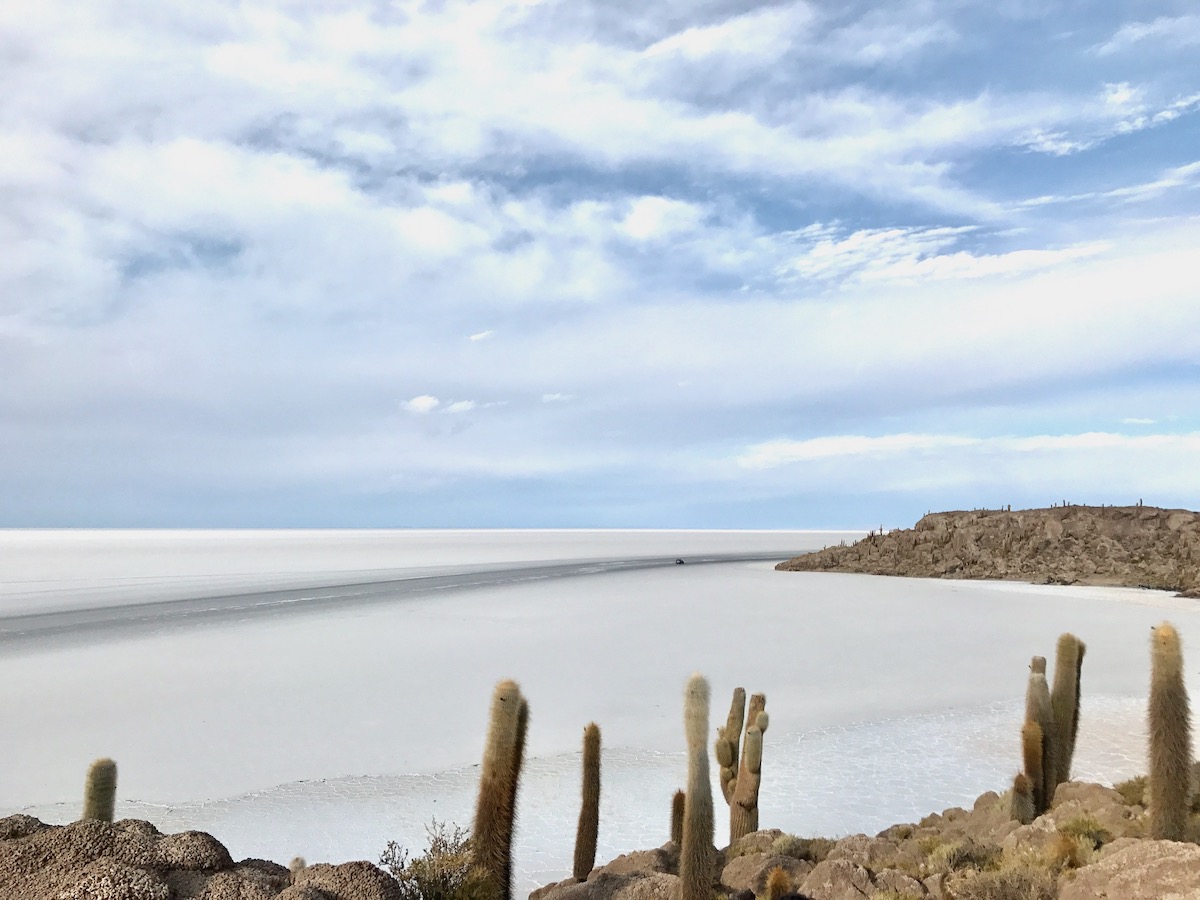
top-left (776, 504), bottom-right (1200, 597)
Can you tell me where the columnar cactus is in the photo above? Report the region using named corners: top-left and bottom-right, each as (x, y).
top-left (716, 689), bottom-right (768, 843)
top-left (1024, 656), bottom-right (1057, 813)
top-left (1149, 622), bottom-right (1192, 840)
top-left (729, 710), bottom-right (769, 842)
top-left (81, 758), bottom-right (117, 822)
top-left (681, 674), bottom-right (714, 900)
top-left (671, 790), bottom-right (685, 847)
top-left (1020, 721), bottom-right (1044, 816)
top-left (1050, 633), bottom-right (1086, 787)
top-left (572, 723), bottom-right (601, 882)
top-left (473, 679), bottom-right (529, 900)
top-left (1009, 773), bottom-right (1035, 826)
top-left (715, 688), bottom-right (746, 804)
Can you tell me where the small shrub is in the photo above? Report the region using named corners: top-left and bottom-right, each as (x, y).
top-left (1044, 832), bottom-right (1089, 870)
top-left (380, 820), bottom-right (497, 900)
top-left (927, 839), bottom-right (1002, 874)
top-left (1113, 776), bottom-right (1146, 807)
top-left (768, 835), bottom-right (833, 863)
top-left (946, 865), bottom-right (1057, 900)
top-left (1056, 815), bottom-right (1112, 849)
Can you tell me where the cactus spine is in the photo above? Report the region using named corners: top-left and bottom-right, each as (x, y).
top-left (1148, 622), bottom-right (1192, 840)
top-left (81, 757), bottom-right (117, 822)
top-left (1010, 772), bottom-right (1035, 826)
top-left (473, 679), bottom-right (528, 900)
top-left (670, 790), bottom-right (685, 847)
top-left (1024, 656), bottom-right (1057, 813)
top-left (681, 674), bottom-right (714, 900)
top-left (572, 722), bottom-right (601, 881)
top-left (1049, 633), bottom-right (1086, 787)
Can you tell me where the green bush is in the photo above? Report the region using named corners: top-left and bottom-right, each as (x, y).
top-left (380, 820), bottom-right (498, 900)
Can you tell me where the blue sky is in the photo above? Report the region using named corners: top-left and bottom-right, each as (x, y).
top-left (2, 0), bottom-right (1199, 528)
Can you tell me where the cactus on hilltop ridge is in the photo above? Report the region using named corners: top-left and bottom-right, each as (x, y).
top-left (1149, 622), bottom-right (1192, 840)
top-left (81, 757), bottom-right (117, 822)
top-left (681, 674), bottom-right (715, 900)
top-left (473, 679), bottom-right (528, 900)
top-left (572, 723), bottom-right (601, 882)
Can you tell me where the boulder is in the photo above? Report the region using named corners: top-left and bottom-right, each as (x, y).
top-left (719, 853), bottom-right (811, 893)
top-left (799, 858), bottom-right (875, 900)
top-left (1059, 839), bottom-right (1200, 899)
top-left (826, 835), bottom-right (898, 869)
top-left (291, 861), bottom-right (404, 900)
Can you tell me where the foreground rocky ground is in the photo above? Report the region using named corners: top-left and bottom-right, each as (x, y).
top-left (7, 775), bottom-right (1200, 899)
top-left (533, 777), bottom-right (1200, 900)
top-left (776, 504), bottom-right (1200, 597)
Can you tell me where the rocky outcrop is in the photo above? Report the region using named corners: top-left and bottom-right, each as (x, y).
top-left (1059, 839), bottom-right (1200, 899)
top-left (0, 816), bottom-right (401, 900)
top-left (532, 772), bottom-right (1182, 900)
top-left (776, 504), bottom-right (1200, 596)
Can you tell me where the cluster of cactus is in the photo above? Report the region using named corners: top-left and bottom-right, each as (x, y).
top-left (1009, 634), bottom-right (1086, 823)
top-left (714, 687), bottom-right (769, 844)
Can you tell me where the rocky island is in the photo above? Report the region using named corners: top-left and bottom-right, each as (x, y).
top-left (776, 504), bottom-right (1200, 597)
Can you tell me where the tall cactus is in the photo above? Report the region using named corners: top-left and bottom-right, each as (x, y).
top-left (715, 688), bottom-right (746, 803)
top-left (715, 689), bottom-right (768, 843)
top-left (572, 723), bottom-right (601, 882)
top-left (1050, 634), bottom-right (1086, 787)
top-left (473, 679), bottom-right (528, 900)
top-left (681, 674), bottom-right (714, 900)
top-left (670, 790), bottom-right (685, 847)
top-left (1024, 656), bottom-right (1057, 813)
top-left (81, 758), bottom-right (117, 822)
top-left (729, 710), bottom-right (769, 842)
top-left (1148, 622), bottom-right (1192, 840)
top-left (1020, 721), bottom-right (1044, 816)
top-left (1009, 772), bottom-right (1035, 826)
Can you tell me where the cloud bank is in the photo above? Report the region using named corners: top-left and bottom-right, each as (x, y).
top-left (1, 0), bottom-right (1198, 526)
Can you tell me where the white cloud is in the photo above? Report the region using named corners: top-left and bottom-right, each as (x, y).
top-left (402, 395), bottom-right (440, 414)
top-left (541, 393), bottom-right (572, 403)
top-left (1094, 15), bottom-right (1200, 55)
top-left (468, 330), bottom-right (495, 342)
top-left (1121, 418), bottom-right (1156, 426)
top-left (444, 400), bottom-right (476, 413)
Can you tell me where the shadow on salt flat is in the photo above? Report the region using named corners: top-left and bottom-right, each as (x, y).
top-left (22, 696), bottom-right (1147, 897)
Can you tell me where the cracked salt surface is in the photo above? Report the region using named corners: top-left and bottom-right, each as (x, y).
top-left (1, 531), bottom-right (1195, 897)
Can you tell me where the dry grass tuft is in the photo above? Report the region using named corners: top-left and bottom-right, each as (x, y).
top-left (946, 864), bottom-right (1057, 900)
top-left (768, 834), bottom-right (834, 863)
top-left (1113, 775), bottom-right (1146, 807)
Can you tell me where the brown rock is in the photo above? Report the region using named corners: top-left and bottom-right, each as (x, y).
top-left (799, 858), bottom-right (875, 900)
top-left (56, 857), bottom-right (170, 900)
top-left (727, 829), bottom-right (787, 857)
top-left (291, 861), bottom-right (403, 900)
top-left (719, 854), bottom-right (811, 893)
top-left (0, 814), bottom-right (50, 840)
top-left (611, 873), bottom-right (680, 900)
top-left (1047, 781), bottom-right (1142, 838)
top-left (874, 868), bottom-right (926, 896)
top-left (590, 849), bottom-right (672, 879)
top-left (1059, 839), bottom-right (1200, 899)
top-left (826, 835), bottom-right (898, 869)
top-left (156, 830), bottom-right (235, 871)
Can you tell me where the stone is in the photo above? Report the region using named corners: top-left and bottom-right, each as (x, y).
top-left (799, 859), bottom-right (874, 900)
top-left (291, 861), bottom-right (404, 900)
top-left (1058, 839), bottom-right (1200, 899)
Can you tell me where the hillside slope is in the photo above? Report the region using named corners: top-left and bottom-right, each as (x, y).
top-left (776, 504), bottom-right (1200, 597)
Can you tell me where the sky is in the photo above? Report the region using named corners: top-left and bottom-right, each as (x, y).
top-left (2, 0), bottom-right (1199, 528)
